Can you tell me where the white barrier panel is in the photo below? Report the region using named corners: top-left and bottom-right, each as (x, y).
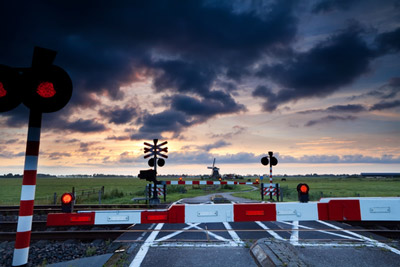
top-left (92, 210), bottom-right (142, 225)
top-left (276, 202), bottom-right (319, 221)
top-left (185, 204), bottom-right (233, 223)
top-left (359, 198), bottom-right (400, 221)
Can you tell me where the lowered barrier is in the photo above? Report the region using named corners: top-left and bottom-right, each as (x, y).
top-left (47, 197), bottom-right (400, 226)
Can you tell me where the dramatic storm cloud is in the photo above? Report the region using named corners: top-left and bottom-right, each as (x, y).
top-left (1, 0), bottom-right (399, 175)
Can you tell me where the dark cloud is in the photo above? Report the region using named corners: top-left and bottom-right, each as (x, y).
top-left (0, 139), bottom-right (19, 145)
top-left (106, 135), bottom-right (130, 141)
top-left (305, 115), bottom-right (357, 127)
top-left (210, 125), bottom-right (246, 139)
top-left (199, 140), bottom-right (231, 152)
top-left (130, 110), bottom-right (192, 140)
top-left (99, 105), bottom-right (138, 125)
top-left (47, 152), bottom-right (71, 160)
top-left (62, 119), bottom-right (106, 133)
top-left (255, 25), bottom-right (375, 111)
top-left (170, 93), bottom-right (246, 117)
top-left (349, 76), bottom-right (400, 100)
top-left (375, 27), bottom-right (400, 54)
top-left (370, 100), bottom-right (400, 111)
top-left (312, 0), bottom-right (358, 14)
top-left (298, 104), bottom-right (367, 114)
top-left (0, 0), bottom-right (298, 137)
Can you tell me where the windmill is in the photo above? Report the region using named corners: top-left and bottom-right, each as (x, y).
top-left (207, 158), bottom-right (221, 179)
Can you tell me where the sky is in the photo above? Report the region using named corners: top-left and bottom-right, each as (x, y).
top-left (0, 0), bottom-right (399, 176)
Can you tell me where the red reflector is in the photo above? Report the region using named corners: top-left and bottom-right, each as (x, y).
top-left (61, 193), bottom-right (73, 204)
top-left (245, 210), bottom-right (264, 216)
top-left (37, 81), bottom-right (56, 98)
top-left (147, 215), bottom-right (167, 221)
top-left (0, 82), bottom-right (6, 97)
top-left (300, 185), bottom-right (308, 193)
top-left (71, 216), bottom-right (92, 222)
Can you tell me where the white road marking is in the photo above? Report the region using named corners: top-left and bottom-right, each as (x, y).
top-left (155, 223), bottom-right (200, 242)
top-left (317, 220), bottom-right (400, 256)
top-left (223, 222), bottom-right (245, 245)
top-left (187, 223), bottom-right (241, 246)
top-left (255, 221), bottom-right (285, 241)
top-left (154, 242), bottom-right (238, 247)
top-left (290, 220), bottom-right (299, 245)
top-left (129, 223), bottom-right (163, 267)
top-left (280, 221), bottom-right (363, 241)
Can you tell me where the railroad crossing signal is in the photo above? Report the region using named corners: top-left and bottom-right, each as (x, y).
top-left (144, 139), bottom-right (168, 167)
top-left (61, 192), bottom-right (75, 213)
top-left (0, 48), bottom-right (73, 114)
top-left (297, 183), bottom-right (310, 203)
top-left (261, 151), bottom-right (278, 166)
top-left (138, 169), bottom-right (157, 182)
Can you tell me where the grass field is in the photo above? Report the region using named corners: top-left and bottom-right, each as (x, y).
top-left (0, 176), bottom-right (399, 205)
top-left (233, 176), bottom-right (400, 202)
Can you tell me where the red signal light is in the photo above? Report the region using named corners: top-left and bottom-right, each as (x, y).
top-left (300, 185), bottom-right (308, 193)
top-left (256, 179), bottom-right (259, 183)
top-left (37, 81), bottom-right (56, 98)
top-left (179, 177), bottom-right (182, 181)
top-left (61, 193), bottom-right (73, 204)
top-left (0, 82), bottom-right (7, 97)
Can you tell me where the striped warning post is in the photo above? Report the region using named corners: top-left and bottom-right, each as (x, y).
top-left (13, 112), bottom-right (42, 267)
top-left (47, 197), bottom-right (400, 226)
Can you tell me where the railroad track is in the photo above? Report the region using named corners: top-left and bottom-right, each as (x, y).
top-left (1, 226), bottom-right (399, 241)
top-left (0, 203), bottom-right (169, 214)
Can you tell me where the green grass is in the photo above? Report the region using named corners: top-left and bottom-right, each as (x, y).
top-left (1, 176), bottom-right (399, 205)
top-left (232, 176), bottom-right (400, 202)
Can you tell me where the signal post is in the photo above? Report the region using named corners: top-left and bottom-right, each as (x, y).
top-left (0, 47), bottom-right (73, 266)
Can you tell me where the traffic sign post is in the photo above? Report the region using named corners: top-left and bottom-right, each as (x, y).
top-left (0, 47), bottom-right (73, 266)
top-left (140, 139), bottom-right (168, 205)
top-left (261, 151), bottom-right (279, 201)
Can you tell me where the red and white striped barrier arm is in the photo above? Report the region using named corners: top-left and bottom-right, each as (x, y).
top-left (47, 197), bottom-right (400, 226)
top-left (165, 181), bottom-right (259, 185)
top-left (13, 112), bottom-right (42, 267)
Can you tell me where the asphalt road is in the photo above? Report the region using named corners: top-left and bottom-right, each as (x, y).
top-left (114, 219), bottom-right (400, 267)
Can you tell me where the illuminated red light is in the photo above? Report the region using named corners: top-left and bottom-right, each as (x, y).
top-left (0, 82), bottom-right (6, 97)
top-left (37, 81), bottom-right (56, 98)
top-left (147, 214), bottom-right (168, 221)
top-left (70, 216), bottom-right (92, 222)
top-left (61, 193), bottom-right (73, 204)
top-left (300, 185), bottom-right (308, 193)
top-left (246, 210), bottom-right (264, 216)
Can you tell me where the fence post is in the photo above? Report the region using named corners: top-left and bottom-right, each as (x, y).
top-left (53, 192), bottom-right (57, 205)
top-left (101, 186), bottom-right (105, 196)
top-left (163, 184), bottom-right (166, 202)
top-left (276, 183), bottom-right (280, 202)
top-left (261, 183), bottom-right (264, 201)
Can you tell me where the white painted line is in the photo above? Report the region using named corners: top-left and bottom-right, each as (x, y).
top-left (187, 223), bottom-right (240, 246)
top-left (24, 156), bottom-right (38, 170)
top-left (129, 223), bottom-right (163, 267)
top-left (16, 216), bottom-right (33, 232)
top-left (12, 247), bottom-right (29, 266)
top-left (27, 127), bottom-right (41, 141)
top-left (20, 185), bottom-right (36, 201)
top-left (317, 220), bottom-right (400, 256)
top-left (223, 222), bottom-right (245, 245)
top-left (255, 221), bottom-right (285, 241)
top-left (153, 242), bottom-right (236, 247)
top-left (155, 223), bottom-right (200, 242)
top-left (280, 221), bottom-right (363, 241)
top-left (290, 221), bottom-right (299, 245)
